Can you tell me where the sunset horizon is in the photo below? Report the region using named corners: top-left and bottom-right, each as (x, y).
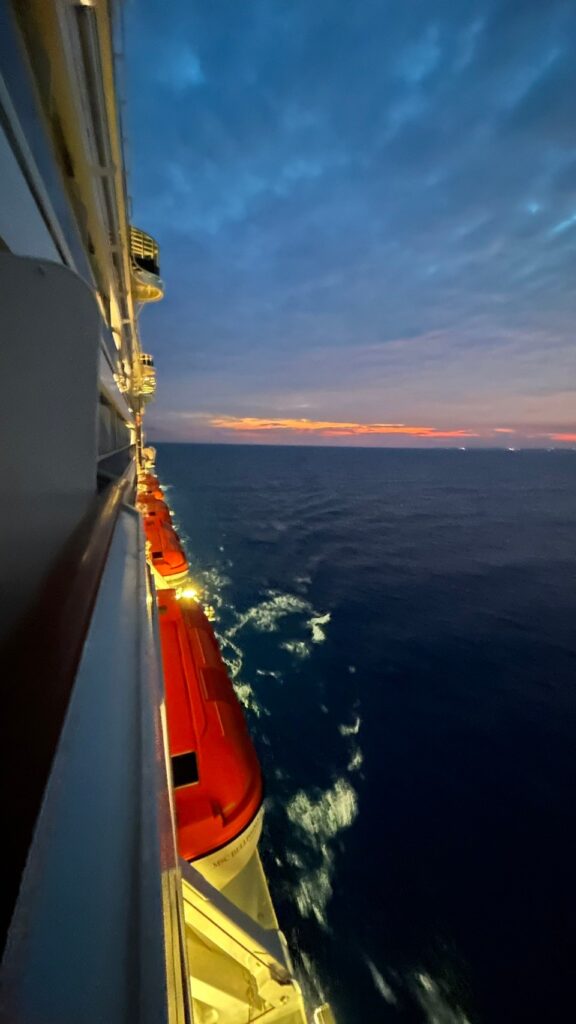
top-left (148, 414), bottom-right (576, 448)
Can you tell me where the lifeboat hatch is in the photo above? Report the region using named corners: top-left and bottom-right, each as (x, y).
top-left (172, 751), bottom-right (199, 788)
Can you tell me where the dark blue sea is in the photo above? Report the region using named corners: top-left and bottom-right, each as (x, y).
top-left (156, 443), bottom-right (576, 1024)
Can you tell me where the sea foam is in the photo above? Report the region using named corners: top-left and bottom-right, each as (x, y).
top-left (285, 777), bottom-right (358, 927)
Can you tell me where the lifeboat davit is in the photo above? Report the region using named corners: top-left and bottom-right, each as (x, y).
top-left (143, 515), bottom-right (189, 583)
top-left (158, 589), bottom-right (264, 887)
top-left (142, 445), bottom-right (156, 470)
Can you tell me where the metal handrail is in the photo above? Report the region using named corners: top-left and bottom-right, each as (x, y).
top-left (0, 471), bottom-right (130, 951)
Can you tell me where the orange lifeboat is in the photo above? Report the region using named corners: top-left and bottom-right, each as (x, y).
top-left (139, 472), bottom-right (163, 499)
top-left (158, 589), bottom-right (264, 886)
top-left (143, 515), bottom-right (189, 583)
top-left (137, 493), bottom-right (171, 523)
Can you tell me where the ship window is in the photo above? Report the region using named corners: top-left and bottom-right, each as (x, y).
top-left (172, 751), bottom-right (199, 788)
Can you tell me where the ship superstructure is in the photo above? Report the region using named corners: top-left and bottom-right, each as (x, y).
top-left (0, 3), bottom-right (333, 1021)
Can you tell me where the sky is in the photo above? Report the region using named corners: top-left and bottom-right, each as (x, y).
top-left (124, 0), bottom-right (576, 447)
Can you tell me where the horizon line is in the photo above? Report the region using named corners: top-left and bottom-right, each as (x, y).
top-left (147, 439), bottom-right (576, 451)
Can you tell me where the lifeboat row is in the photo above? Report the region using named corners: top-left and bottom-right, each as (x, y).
top-left (137, 470), bottom-right (264, 888)
top-left (137, 473), bottom-right (189, 585)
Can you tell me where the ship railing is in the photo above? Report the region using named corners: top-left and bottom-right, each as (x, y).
top-left (0, 469), bottom-right (193, 1024)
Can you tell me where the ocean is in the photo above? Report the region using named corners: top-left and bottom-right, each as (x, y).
top-left (155, 443), bottom-right (576, 1024)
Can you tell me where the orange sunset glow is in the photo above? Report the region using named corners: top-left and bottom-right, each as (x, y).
top-left (210, 416), bottom-right (479, 439)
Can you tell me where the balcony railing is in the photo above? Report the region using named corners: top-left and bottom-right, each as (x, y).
top-left (139, 353), bottom-right (156, 398)
top-left (130, 227), bottom-right (164, 303)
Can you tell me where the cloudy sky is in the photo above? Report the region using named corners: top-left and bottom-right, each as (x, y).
top-left (125, 0), bottom-right (576, 446)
